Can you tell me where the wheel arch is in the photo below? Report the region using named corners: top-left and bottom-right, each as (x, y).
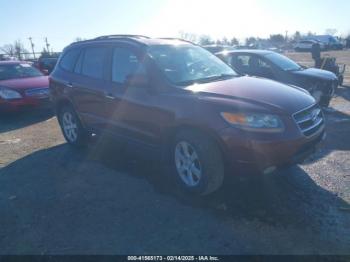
top-left (54, 98), bottom-right (75, 114)
top-left (54, 98), bottom-right (87, 128)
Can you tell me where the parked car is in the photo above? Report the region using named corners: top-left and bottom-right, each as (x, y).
top-left (305, 35), bottom-right (344, 50)
top-left (216, 50), bottom-right (338, 107)
top-left (50, 35), bottom-right (325, 195)
top-left (202, 45), bottom-right (236, 54)
top-left (35, 57), bottom-right (59, 75)
top-left (294, 40), bottom-right (326, 52)
top-left (0, 61), bottom-right (50, 111)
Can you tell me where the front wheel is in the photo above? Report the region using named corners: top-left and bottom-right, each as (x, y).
top-left (311, 89), bottom-right (331, 107)
top-left (58, 105), bottom-right (90, 146)
top-left (172, 130), bottom-right (225, 195)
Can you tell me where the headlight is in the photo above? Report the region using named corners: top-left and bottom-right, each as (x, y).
top-left (0, 87), bottom-right (22, 99)
top-left (221, 112), bottom-right (284, 132)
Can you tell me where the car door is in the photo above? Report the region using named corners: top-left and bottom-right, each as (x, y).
top-left (103, 45), bottom-right (164, 147)
top-left (252, 56), bottom-right (275, 79)
top-left (231, 54), bottom-right (275, 79)
top-left (70, 45), bottom-right (110, 130)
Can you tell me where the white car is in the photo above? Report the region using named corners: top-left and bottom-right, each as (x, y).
top-left (294, 40), bottom-right (326, 52)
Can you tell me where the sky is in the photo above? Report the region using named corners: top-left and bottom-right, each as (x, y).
top-left (1, 0), bottom-right (349, 52)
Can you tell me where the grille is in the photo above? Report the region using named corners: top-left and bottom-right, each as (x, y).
top-left (293, 104), bottom-right (324, 137)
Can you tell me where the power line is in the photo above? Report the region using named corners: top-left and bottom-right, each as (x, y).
top-left (44, 37), bottom-right (50, 54)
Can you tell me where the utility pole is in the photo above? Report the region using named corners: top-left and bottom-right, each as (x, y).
top-left (44, 37), bottom-right (50, 55)
top-left (28, 37), bottom-right (36, 59)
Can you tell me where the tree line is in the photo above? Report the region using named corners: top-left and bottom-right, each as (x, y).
top-left (180, 30), bottom-right (350, 47)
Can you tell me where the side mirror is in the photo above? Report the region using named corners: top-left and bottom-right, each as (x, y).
top-left (125, 74), bottom-right (149, 88)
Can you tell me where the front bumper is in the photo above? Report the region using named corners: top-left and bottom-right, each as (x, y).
top-left (219, 124), bottom-right (326, 174)
top-left (0, 97), bottom-right (51, 112)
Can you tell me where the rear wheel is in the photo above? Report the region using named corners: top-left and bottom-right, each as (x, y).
top-left (338, 75), bottom-right (344, 87)
top-left (58, 105), bottom-right (90, 146)
top-left (172, 130), bottom-right (224, 195)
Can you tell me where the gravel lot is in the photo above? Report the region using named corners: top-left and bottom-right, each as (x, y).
top-left (0, 51), bottom-right (349, 255)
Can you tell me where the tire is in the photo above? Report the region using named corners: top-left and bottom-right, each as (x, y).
top-left (172, 129), bottom-right (225, 195)
top-left (58, 105), bottom-right (90, 147)
top-left (338, 75), bottom-right (344, 87)
top-left (311, 89), bottom-right (323, 104)
top-left (319, 95), bottom-right (331, 107)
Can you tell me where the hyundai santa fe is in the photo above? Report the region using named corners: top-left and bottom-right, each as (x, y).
top-left (50, 35), bottom-right (326, 195)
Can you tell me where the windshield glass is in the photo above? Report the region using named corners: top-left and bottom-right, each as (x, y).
top-left (0, 63), bottom-right (43, 80)
top-left (265, 53), bottom-right (301, 71)
top-left (148, 44), bottom-right (237, 85)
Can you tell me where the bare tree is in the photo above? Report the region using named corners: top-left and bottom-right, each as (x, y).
top-left (198, 35), bottom-right (214, 45)
top-left (1, 40), bottom-right (28, 60)
top-left (245, 37), bottom-right (257, 46)
top-left (269, 34), bottom-right (285, 45)
top-left (179, 31), bottom-right (197, 43)
top-left (221, 37), bottom-right (229, 45)
top-left (0, 44), bottom-right (16, 57)
top-left (292, 31), bottom-right (302, 41)
top-left (230, 37), bottom-right (239, 46)
top-left (74, 37), bottom-right (86, 42)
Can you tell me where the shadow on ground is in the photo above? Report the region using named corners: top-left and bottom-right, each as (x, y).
top-left (0, 107), bottom-right (54, 133)
top-left (88, 138), bottom-right (350, 229)
top-left (0, 138), bottom-right (349, 254)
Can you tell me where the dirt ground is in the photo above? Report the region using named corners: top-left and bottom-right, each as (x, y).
top-left (0, 51), bottom-right (349, 255)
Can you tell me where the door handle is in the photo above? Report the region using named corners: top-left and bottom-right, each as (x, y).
top-left (65, 82), bottom-right (73, 88)
top-left (105, 93), bottom-right (115, 99)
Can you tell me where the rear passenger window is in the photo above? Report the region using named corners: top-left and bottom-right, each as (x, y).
top-left (112, 48), bottom-right (146, 84)
top-left (74, 51), bottom-right (84, 74)
top-left (81, 47), bottom-right (106, 79)
top-left (60, 49), bottom-right (80, 72)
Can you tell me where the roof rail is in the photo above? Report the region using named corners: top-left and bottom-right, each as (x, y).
top-left (157, 37), bottom-right (196, 45)
top-left (95, 34), bottom-right (150, 40)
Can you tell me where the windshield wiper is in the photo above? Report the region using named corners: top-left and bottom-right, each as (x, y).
top-left (285, 66), bottom-right (303, 72)
top-left (176, 74), bottom-right (236, 86)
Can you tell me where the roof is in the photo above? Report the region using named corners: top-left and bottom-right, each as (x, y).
top-left (69, 35), bottom-right (195, 48)
top-left (216, 49), bottom-right (274, 56)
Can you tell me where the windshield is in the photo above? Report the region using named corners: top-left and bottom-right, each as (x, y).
top-left (0, 63), bottom-right (43, 81)
top-left (265, 53), bottom-right (301, 71)
top-left (148, 44), bottom-right (237, 85)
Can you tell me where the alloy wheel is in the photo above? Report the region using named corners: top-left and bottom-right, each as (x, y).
top-left (174, 141), bottom-right (202, 187)
top-left (62, 111), bottom-right (78, 142)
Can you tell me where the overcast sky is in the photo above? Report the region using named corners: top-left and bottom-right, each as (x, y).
top-left (1, 0), bottom-right (349, 52)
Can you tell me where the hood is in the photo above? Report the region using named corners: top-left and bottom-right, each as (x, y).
top-left (291, 68), bottom-right (337, 81)
top-left (187, 76), bottom-right (315, 115)
top-left (0, 76), bottom-right (49, 91)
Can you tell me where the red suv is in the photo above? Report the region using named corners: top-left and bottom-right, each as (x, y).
top-left (50, 35), bottom-right (325, 195)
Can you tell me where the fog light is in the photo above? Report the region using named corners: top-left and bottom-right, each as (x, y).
top-left (263, 166), bottom-right (276, 174)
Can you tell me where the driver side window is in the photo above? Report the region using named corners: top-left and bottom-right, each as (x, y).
top-left (112, 47), bottom-right (146, 84)
top-left (252, 57), bottom-right (273, 78)
top-left (230, 55), bottom-right (250, 73)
